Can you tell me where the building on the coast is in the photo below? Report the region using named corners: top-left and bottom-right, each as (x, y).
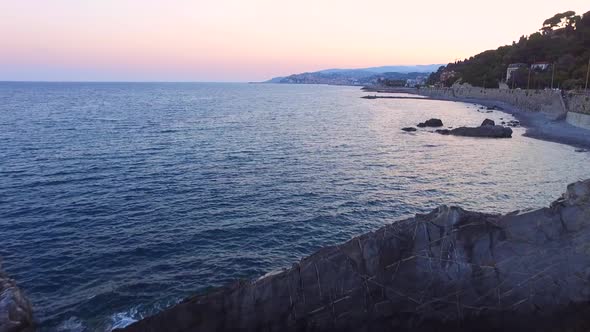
top-left (506, 63), bottom-right (528, 80)
top-left (531, 62), bottom-right (551, 71)
top-left (439, 70), bottom-right (457, 83)
top-left (405, 77), bottom-right (426, 87)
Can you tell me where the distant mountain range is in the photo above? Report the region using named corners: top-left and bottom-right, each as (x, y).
top-left (266, 64), bottom-right (443, 85)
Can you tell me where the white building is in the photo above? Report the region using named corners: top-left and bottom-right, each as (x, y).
top-left (531, 62), bottom-right (550, 71)
top-left (506, 63), bottom-right (527, 81)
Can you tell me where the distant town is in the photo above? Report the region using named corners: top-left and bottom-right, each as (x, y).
top-left (265, 65), bottom-right (439, 88)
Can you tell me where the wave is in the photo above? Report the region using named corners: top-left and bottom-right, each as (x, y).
top-left (108, 307), bottom-right (142, 331)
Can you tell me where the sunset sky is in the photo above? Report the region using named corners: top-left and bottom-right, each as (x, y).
top-left (1, 0), bottom-right (588, 82)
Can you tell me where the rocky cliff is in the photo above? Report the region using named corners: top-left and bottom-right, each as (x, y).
top-left (0, 265), bottom-right (34, 332)
top-left (118, 179), bottom-right (590, 332)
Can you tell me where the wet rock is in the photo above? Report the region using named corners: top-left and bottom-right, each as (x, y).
top-left (401, 127), bottom-right (417, 132)
top-left (481, 119), bottom-right (495, 126)
top-left (486, 105), bottom-right (504, 111)
top-left (444, 125), bottom-right (512, 138)
top-left (435, 129), bottom-right (450, 135)
top-left (118, 179), bottom-right (590, 332)
top-left (417, 118), bottom-right (443, 127)
top-left (0, 264), bottom-right (34, 332)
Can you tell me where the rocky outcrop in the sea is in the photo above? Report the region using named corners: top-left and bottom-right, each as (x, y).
top-left (119, 179), bottom-right (590, 332)
top-left (417, 118), bottom-right (443, 127)
top-left (0, 265), bottom-right (34, 332)
top-left (401, 127), bottom-right (417, 132)
top-left (436, 124), bottom-right (512, 138)
top-left (480, 118), bottom-right (495, 126)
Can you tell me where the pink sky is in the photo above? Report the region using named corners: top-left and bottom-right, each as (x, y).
top-left (1, 0), bottom-right (588, 81)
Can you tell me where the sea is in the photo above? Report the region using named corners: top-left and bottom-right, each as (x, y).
top-left (1, 82), bottom-right (589, 331)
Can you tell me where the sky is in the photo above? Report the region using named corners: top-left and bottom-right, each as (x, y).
top-left (1, 0), bottom-right (588, 82)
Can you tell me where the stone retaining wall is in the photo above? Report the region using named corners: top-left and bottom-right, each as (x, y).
top-left (565, 93), bottom-right (590, 115)
top-left (419, 85), bottom-right (566, 116)
top-left (566, 111), bottom-right (590, 130)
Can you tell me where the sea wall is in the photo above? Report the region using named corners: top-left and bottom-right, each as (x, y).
top-left (566, 111), bottom-right (590, 130)
top-left (419, 85), bottom-right (566, 116)
top-left (565, 93), bottom-right (590, 115)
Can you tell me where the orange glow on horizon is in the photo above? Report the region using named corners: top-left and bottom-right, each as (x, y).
top-left (1, 0), bottom-right (588, 81)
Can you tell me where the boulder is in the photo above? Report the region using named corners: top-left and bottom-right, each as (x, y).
top-left (480, 119), bottom-right (495, 126)
top-left (401, 127), bottom-right (417, 132)
top-left (417, 118), bottom-right (443, 128)
top-left (438, 125), bottom-right (512, 138)
top-left (0, 265), bottom-right (34, 332)
top-left (118, 179), bottom-right (590, 332)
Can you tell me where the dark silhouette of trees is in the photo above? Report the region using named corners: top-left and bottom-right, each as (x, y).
top-left (428, 10), bottom-right (590, 90)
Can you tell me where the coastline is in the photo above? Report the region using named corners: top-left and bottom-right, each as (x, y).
top-left (363, 87), bottom-right (590, 150)
top-left (118, 179), bottom-right (590, 332)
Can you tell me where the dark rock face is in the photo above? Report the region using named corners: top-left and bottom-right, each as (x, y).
top-left (435, 129), bottom-right (450, 135)
top-left (401, 127), bottom-right (417, 132)
top-left (417, 119), bottom-right (443, 127)
top-left (0, 266), bottom-right (34, 332)
top-left (480, 118), bottom-right (495, 126)
top-left (119, 179), bottom-right (590, 332)
top-left (436, 125), bottom-right (512, 138)
top-left (448, 125), bottom-right (512, 138)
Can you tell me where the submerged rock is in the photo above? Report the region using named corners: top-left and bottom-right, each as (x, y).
top-left (401, 127), bottom-right (417, 132)
top-left (417, 118), bottom-right (443, 128)
top-left (0, 265), bottom-right (34, 332)
top-left (506, 120), bottom-right (520, 127)
top-left (119, 179), bottom-right (590, 332)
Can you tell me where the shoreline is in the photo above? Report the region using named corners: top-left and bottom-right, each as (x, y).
top-left (363, 87), bottom-right (590, 150)
top-left (118, 179), bottom-right (590, 332)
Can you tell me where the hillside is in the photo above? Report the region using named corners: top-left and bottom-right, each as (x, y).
top-left (428, 10), bottom-right (590, 90)
top-left (266, 64), bottom-right (442, 86)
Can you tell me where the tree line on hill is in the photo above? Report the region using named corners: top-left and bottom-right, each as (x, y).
top-left (427, 10), bottom-right (590, 90)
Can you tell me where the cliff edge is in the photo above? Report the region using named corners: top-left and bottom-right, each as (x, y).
top-left (117, 179), bottom-right (590, 331)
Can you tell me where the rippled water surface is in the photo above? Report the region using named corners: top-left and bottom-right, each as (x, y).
top-left (1, 82), bottom-right (590, 330)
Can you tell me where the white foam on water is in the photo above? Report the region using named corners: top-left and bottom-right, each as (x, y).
top-left (109, 307), bottom-right (142, 331)
top-left (56, 317), bottom-right (86, 332)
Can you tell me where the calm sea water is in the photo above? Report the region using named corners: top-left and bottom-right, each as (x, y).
top-left (1, 82), bottom-right (590, 331)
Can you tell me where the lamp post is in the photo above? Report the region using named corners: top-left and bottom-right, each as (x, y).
top-left (527, 66), bottom-right (531, 90)
top-left (551, 62), bottom-right (555, 90)
top-left (585, 57), bottom-right (590, 92)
